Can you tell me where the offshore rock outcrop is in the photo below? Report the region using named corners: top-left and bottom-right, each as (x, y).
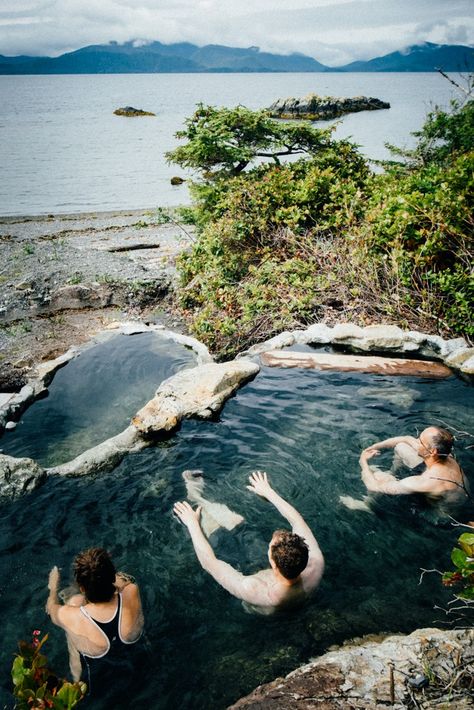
top-left (268, 93), bottom-right (390, 120)
top-left (113, 106), bottom-right (156, 116)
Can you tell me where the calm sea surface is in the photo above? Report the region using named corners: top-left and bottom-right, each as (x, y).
top-left (0, 72), bottom-right (462, 216)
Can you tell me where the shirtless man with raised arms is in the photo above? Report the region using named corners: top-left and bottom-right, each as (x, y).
top-left (173, 471), bottom-right (324, 615)
top-left (359, 426), bottom-right (467, 501)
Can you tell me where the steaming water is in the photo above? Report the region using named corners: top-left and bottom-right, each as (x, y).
top-left (0, 72), bottom-right (462, 216)
top-left (0, 346), bottom-right (473, 708)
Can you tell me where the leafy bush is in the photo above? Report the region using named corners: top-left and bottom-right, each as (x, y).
top-left (166, 103), bottom-right (335, 178)
top-left (442, 532), bottom-right (474, 602)
top-left (169, 94), bottom-right (473, 356)
top-left (362, 152), bottom-right (473, 336)
top-left (11, 631), bottom-right (86, 709)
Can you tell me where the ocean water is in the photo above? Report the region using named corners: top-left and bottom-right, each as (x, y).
top-left (0, 344), bottom-right (473, 708)
top-left (0, 72), bottom-right (462, 216)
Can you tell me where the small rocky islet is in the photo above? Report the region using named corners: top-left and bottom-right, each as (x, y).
top-left (267, 93), bottom-right (390, 120)
top-left (113, 106), bottom-right (156, 117)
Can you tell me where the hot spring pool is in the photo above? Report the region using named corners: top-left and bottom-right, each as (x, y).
top-left (0, 357), bottom-right (473, 708)
top-left (1, 332), bottom-right (196, 466)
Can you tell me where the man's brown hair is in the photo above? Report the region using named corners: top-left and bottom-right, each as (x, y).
top-left (270, 530), bottom-right (309, 580)
top-left (74, 547), bottom-right (116, 603)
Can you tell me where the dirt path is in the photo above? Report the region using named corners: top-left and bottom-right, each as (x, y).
top-left (0, 208), bottom-right (194, 389)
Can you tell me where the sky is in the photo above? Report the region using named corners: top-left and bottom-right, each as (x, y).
top-left (0, 0), bottom-right (473, 66)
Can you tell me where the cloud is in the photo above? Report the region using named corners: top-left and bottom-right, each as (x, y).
top-left (0, 0), bottom-right (472, 62)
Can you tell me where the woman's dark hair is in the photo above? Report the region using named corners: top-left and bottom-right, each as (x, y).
top-left (74, 548), bottom-right (116, 603)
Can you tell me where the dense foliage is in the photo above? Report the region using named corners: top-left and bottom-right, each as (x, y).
top-left (166, 104), bottom-right (335, 177)
top-left (442, 532), bottom-right (474, 602)
top-left (11, 631), bottom-right (86, 709)
top-left (170, 92), bottom-right (474, 357)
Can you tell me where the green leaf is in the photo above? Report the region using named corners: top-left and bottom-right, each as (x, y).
top-left (458, 586), bottom-right (474, 600)
top-left (458, 533), bottom-right (474, 556)
top-left (11, 656), bottom-right (29, 687)
top-left (56, 682), bottom-right (85, 709)
top-left (451, 547), bottom-right (468, 569)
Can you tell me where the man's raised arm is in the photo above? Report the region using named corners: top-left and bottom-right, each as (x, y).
top-left (247, 471), bottom-right (324, 581)
top-left (173, 501), bottom-right (268, 605)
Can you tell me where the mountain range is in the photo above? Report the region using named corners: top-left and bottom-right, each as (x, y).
top-left (0, 41), bottom-right (472, 74)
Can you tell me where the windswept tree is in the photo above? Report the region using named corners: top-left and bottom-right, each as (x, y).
top-left (166, 103), bottom-right (334, 178)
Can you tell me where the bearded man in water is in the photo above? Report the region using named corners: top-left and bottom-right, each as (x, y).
top-left (359, 426), bottom-right (467, 501)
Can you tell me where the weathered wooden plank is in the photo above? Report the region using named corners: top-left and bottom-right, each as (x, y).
top-left (260, 350), bottom-right (453, 378)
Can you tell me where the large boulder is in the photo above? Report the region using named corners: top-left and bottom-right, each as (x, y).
top-left (268, 94), bottom-right (390, 120)
top-left (49, 425), bottom-right (145, 477)
top-left (229, 627), bottom-right (474, 709)
top-left (133, 359), bottom-right (260, 435)
top-left (0, 454), bottom-right (47, 498)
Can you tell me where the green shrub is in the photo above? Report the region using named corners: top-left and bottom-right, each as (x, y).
top-left (11, 631), bottom-right (86, 709)
top-left (169, 96), bottom-right (473, 356)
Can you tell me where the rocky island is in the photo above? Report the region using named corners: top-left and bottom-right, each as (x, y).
top-left (268, 93), bottom-right (390, 120)
top-left (113, 106), bottom-right (156, 117)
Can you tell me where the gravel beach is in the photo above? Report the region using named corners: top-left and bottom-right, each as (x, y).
top-left (0, 208), bottom-right (194, 389)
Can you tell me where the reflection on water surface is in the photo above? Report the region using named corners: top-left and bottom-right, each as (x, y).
top-left (0, 360), bottom-right (472, 709)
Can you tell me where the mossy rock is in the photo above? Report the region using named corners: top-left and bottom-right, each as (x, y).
top-left (113, 106), bottom-right (156, 117)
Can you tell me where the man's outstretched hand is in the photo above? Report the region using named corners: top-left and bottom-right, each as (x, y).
top-left (247, 470), bottom-right (274, 499)
top-left (173, 501), bottom-right (202, 529)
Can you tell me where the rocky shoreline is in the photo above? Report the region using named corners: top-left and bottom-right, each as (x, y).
top-left (229, 627), bottom-right (474, 709)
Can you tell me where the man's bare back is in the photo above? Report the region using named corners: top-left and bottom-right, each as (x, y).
top-left (173, 471), bottom-right (324, 615)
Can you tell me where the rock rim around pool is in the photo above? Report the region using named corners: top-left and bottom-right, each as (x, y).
top-left (239, 323), bottom-right (474, 377)
top-left (48, 357), bottom-right (260, 477)
top-left (267, 93), bottom-right (390, 120)
top-left (113, 106), bottom-right (156, 117)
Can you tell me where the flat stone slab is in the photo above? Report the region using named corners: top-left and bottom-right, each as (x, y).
top-left (260, 351), bottom-right (453, 378)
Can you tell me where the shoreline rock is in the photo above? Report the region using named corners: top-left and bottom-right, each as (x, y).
top-left (268, 93), bottom-right (390, 120)
top-left (229, 627), bottom-right (474, 709)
